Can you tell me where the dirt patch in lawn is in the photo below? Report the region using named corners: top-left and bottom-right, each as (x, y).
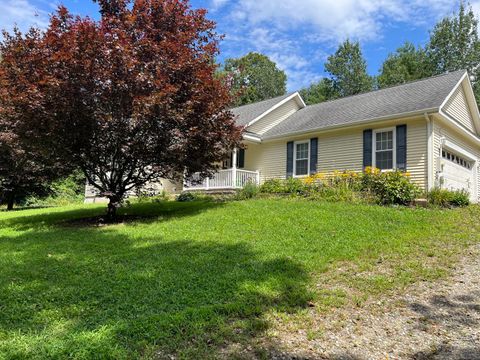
top-left (263, 244), bottom-right (480, 359)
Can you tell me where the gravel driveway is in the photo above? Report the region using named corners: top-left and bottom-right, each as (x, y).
top-left (269, 244), bottom-right (480, 360)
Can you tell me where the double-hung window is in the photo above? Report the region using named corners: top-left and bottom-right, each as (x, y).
top-left (294, 141), bottom-right (310, 176)
top-left (373, 129), bottom-right (395, 170)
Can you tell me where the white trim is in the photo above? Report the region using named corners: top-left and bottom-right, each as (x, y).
top-left (439, 71), bottom-right (468, 110)
top-left (293, 140), bottom-right (310, 177)
top-left (242, 133), bottom-right (262, 143)
top-left (372, 127), bottom-right (396, 170)
top-left (439, 71), bottom-right (480, 134)
top-left (245, 92), bottom-right (306, 128)
top-left (441, 138), bottom-right (477, 161)
top-left (425, 113), bottom-right (434, 190)
top-left (262, 108), bottom-right (438, 141)
top-left (437, 110), bottom-right (480, 145)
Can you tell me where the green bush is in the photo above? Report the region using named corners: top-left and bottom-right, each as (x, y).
top-left (362, 170), bottom-right (420, 205)
top-left (428, 188), bottom-right (470, 207)
top-left (259, 179), bottom-right (287, 194)
top-left (259, 178), bottom-right (306, 195)
top-left (176, 192), bottom-right (214, 202)
top-left (236, 181), bottom-right (259, 200)
top-left (24, 171), bottom-right (86, 207)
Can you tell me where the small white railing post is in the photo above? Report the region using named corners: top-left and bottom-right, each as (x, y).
top-left (256, 170), bottom-right (260, 185)
top-left (206, 177), bottom-right (209, 190)
top-left (232, 148), bottom-right (238, 188)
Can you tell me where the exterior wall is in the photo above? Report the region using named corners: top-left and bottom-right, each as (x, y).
top-left (247, 99), bottom-right (301, 135)
top-left (84, 178), bottom-right (181, 204)
top-left (443, 85), bottom-right (476, 133)
top-left (250, 117), bottom-right (428, 189)
top-left (432, 116), bottom-right (480, 202)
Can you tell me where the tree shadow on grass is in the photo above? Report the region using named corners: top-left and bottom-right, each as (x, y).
top-left (0, 200), bottom-right (224, 232)
top-left (0, 202), bottom-right (312, 359)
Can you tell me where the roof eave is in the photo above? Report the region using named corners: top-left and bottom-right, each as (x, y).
top-left (261, 107), bottom-right (440, 141)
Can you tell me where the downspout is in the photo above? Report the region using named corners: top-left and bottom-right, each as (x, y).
top-left (424, 113), bottom-right (434, 191)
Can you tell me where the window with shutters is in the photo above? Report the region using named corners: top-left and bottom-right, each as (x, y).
top-left (294, 141), bottom-right (310, 176)
top-left (373, 128), bottom-right (396, 170)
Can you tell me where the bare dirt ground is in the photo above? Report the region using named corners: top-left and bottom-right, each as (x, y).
top-left (267, 244), bottom-right (480, 360)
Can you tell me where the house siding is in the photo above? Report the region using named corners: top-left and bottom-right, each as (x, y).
top-left (432, 116), bottom-right (480, 202)
top-left (252, 117), bottom-right (428, 188)
top-left (247, 99), bottom-right (301, 135)
top-left (443, 85), bottom-right (476, 133)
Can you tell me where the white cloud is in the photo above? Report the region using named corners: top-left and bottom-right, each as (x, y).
top-left (0, 0), bottom-right (50, 34)
top-left (217, 0), bottom-right (460, 90)
top-left (211, 0), bottom-right (229, 11)
top-left (229, 0), bottom-right (455, 42)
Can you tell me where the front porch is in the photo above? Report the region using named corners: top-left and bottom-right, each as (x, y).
top-left (184, 168), bottom-right (259, 191)
top-left (184, 147), bottom-right (259, 191)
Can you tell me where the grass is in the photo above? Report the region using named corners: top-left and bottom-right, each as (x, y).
top-left (0, 199), bottom-right (479, 359)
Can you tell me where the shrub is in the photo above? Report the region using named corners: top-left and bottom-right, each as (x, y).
top-left (176, 192), bottom-right (196, 202)
top-left (236, 181), bottom-right (259, 200)
top-left (362, 169), bottom-right (420, 205)
top-left (24, 171), bottom-right (86, 207)
top-left (177, 192), bottom-right (215, 202)
top-left (259, 179), bottom-right (287, 194)
top-left (137, 190), bottom-right (170, 203)
top-left (428, 188), bottom-right (470, 207)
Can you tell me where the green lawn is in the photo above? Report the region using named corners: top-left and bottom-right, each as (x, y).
top-left (0, 199), bottom-right (478, 359)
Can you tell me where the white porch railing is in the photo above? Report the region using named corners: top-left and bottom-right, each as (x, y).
top-left (184, 169), bottom-right (260, 191)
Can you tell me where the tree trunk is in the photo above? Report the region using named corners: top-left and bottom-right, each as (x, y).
top-left (6, 192), bottom-right (14, 211)
top-left (106, 196), bottom-right (121, 222)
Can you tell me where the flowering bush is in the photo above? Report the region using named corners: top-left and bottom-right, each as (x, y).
top-left (256, 167), bottom-right (421, 206)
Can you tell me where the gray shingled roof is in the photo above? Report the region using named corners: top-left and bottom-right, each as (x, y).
top-left (262, 70), bottom-right (466, 139)
top-left (231, 93), bottom-right (293, 126)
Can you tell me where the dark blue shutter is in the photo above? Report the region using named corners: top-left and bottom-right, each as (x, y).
top-left (286, 141), bottom-right (294, 178)
top-left (237, 148), bottom-right (245, 168)
top-left (363, 129), bottom-right (373, 169)
top-left (310, 138), bottom-right (318, 174)
top-left (396, 125), bottom-right (407, 171)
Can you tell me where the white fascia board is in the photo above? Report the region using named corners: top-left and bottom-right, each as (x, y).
top-left (245, 92), bottom-right (306, 128)
top-left (439, 71), bottom-right (480, 135)
top-left (262, 108), bottom-right (438, 142)
top-left (438, 109), bottom-right (480, 145)
top-left (242, 133), bottom-right (262, 143)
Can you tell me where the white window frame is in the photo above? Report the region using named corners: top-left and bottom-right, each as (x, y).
top-left (373, 127), bottom-right (396, 170)
top-left (293, 140), bottom-right (310, 177)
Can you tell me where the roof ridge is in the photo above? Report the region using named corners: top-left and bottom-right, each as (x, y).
top-left (303, 69), bottom-right (467, 109)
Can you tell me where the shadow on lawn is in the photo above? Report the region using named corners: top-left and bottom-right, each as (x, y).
top-left (0, 202), bottom-right (312, 359)
top-left (0, 200), bottom-right (223, 231)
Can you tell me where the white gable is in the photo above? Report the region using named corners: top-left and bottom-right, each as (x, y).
top-left (440, 74), bottom-right (480, 135)
top-left (247, 97), bottom-right (302, 135)
top-left (443, 84), bottom-right (476, 133)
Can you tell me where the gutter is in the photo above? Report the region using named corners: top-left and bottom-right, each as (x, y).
top-left (261, 107), bottom-right (439, 142)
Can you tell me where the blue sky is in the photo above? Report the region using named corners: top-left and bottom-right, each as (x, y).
top-left (1, 0), bottom-right (477, 91)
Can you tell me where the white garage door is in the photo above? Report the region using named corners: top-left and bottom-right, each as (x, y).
top-left (441, 149), bottom-right (476, 202)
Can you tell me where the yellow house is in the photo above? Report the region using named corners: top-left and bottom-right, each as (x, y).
top-left (183, 70), bottom-right (480, 203)
top-left (85, 70), bottom-right (480, 203)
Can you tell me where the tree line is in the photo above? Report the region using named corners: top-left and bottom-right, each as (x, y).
top-left (224, 2), bottom-right (480, 107)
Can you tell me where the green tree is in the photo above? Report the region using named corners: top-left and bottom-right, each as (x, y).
top-left (426, 2), bottom-right (480, 100)
top-left (299, 78), bottom-right (337, 105)
top-left (378, 42), bottom-right (433, 88)
top-left (325, 39), bottom-right (373, 97)
top-left (223, 52), bottom-right (287, 106)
